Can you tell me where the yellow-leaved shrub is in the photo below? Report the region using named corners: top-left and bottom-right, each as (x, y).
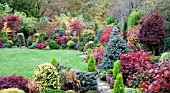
top-left (33, 63), bottom-right (60, 91)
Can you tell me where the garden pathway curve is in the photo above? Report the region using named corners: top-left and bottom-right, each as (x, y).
top-left (98, 78), bottom-right (112, 93)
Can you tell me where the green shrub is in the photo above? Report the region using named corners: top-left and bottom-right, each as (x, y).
top-left (44, 89), bottom-right (66, 93)
top-left (125, 88), bottom-right (142, 93)
top-left (67, 40), bottom-right (76, 48)
top-left (107, 69), bottom-right (113, 75)
top-left (164, 37), bottom-right (170, 52)
top-left (106, 17), bottom-right (115, 25)
top-left (61, 22), bottom-right (66, 31)
top-left (14, 11), bottom-right (37, 36)
top-left (0, 88), bottom-right (25, 93)
top-left (88, 54), bottom-right (96, 72)
top-left (76, 72), bottom-right (98, 92)
top-left (83, 41), bottom-right (94, 52)
top-left (6, 40), bottom-right (13, 45)
top-left (49, 41), bottom-right (59, 49)
top-left (100, 35), bottom-right (129, 72)
top-left (128, 10), bottom-right (144, 29)
top-left (80, 30), bottom-right (95, 42)
top-left (51, 57), bottom-right (58, 66)
top-left (113, 73), bottom-right (125, 93)
top-left (33, 63), bottom-right (60, 91)
top-left (113, 60), bottom-right (121, 78)
top-left (150, 55), bottom-right (160, 64)
top-left (18, 33), bottom-right (25, 46)
top-left (159, 52), bottom-right (170, 62)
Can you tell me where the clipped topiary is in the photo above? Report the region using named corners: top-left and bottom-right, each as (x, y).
top-left (88, 54), bottom-right (96, 72)
top-left (0, 88), bottom-right (25, 93)
top-left (128, 10), bottom-right (143, 29)
top-left (113, 60), bottom-right (121, 78)
top-left (100, 27), bottom-right (129, 72)
top-left (51, 57), bottom-right (58, 66)
top-left (113, 73), bottom-right (125, 93)
top-left (49, 41), bottom-right (59, 49)
top-left (33, 63), bottom-right (60, 91)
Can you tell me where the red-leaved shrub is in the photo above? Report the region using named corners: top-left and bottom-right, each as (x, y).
top-left (120, 51), bottom-right (153, 87)
top-left (37, 42), bottom-right (47, 49)
top-left (56, 36), bottom-right (70, 45)
top-left (140, 62), bottom-right (170, 93)
top-left (93, 46), bottom-right (105, 63)
top-left (0, 75), bottom-right (29, 93)
top-left (100, 26), bottom-right (113, 44)
top-left (0, 14), bottom-right (23, 32)
top-left (138, 12), bottom-right (167, 55)
top-left (68, 19), bottom-right (83, 36)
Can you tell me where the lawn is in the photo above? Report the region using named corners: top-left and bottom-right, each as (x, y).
top-left (0, 48), bottom-right (87, 78)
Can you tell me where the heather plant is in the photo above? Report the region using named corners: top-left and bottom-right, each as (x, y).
top-left (113, 60), bottom-right (121, 78)
top-left (68, 19), bottom-right (83, 37)
top-left (100, 26), bottom-right (113, 45)
top-left (0, 75), bottom-right (29, 93)
top-left (113, 73), bottom-right (125, 93)
top-left (33, 63), bottom-right (60, 91)
top-left (88, 54), bottom-right (96, 72)
top-left (37, 42), bottom-right (46, 49)
top-left (0, 14), bottom-right (22, 32)
top-left (49, 41), bottom-right (59, 49)
top-left (100, 34), bottom-right (129, 72)
top-left (57, 36), bottom-right (70, 45)
top-left (128, 10), bottom-right (144, 29)
top-left (159, 52), bottom-right (170, 62)
top-left (138, 12), bottom-right (167, 55)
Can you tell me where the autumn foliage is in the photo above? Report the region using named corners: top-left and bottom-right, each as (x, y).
top-left (68, 19), bottom-right (83, 36)
top-left (100, 26), bottom-right (113, 44)
top-left (0, 14), bottom-right (23, 32)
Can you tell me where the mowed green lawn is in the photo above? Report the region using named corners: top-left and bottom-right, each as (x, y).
top-left (0, 48), bottom-right (87, 78)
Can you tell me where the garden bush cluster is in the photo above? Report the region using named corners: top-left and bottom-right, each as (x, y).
top-left (0, 1), bottom-right (170, 93)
